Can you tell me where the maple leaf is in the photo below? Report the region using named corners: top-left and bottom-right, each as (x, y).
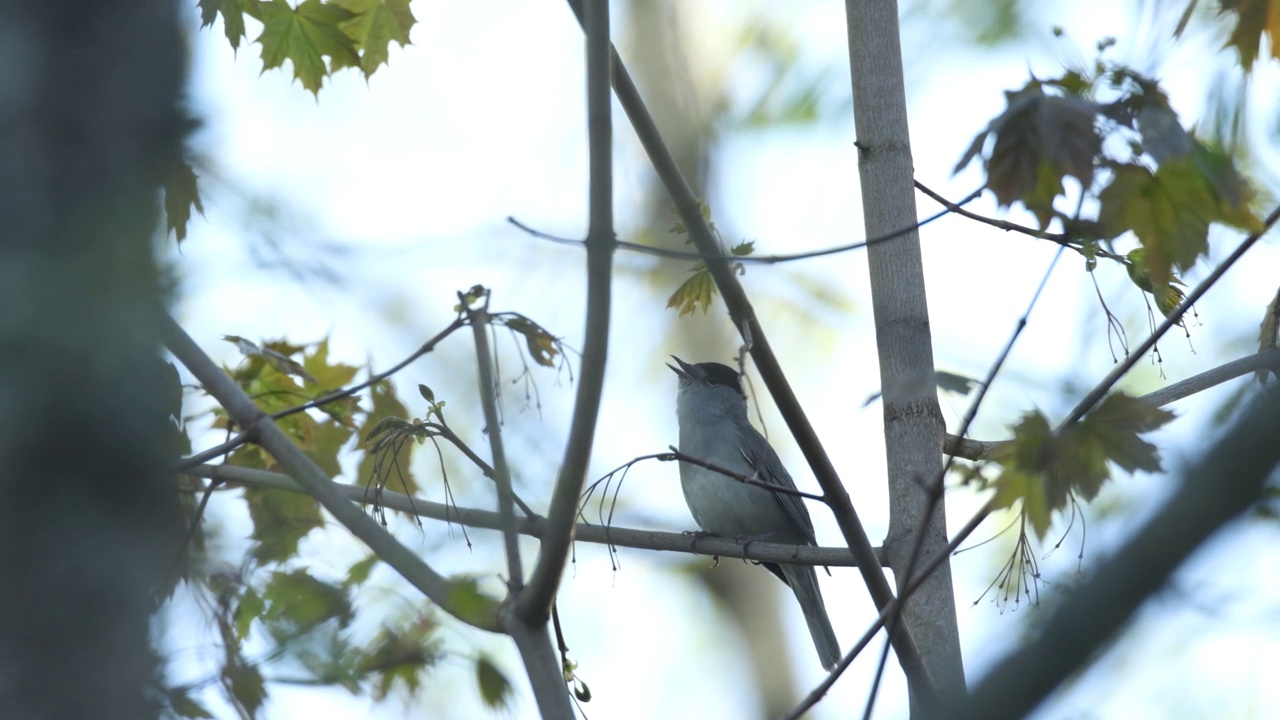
top-left (164, 157), bottom-right (204, 242)
top-left (1097, 160), bottom-right (1213, 289)
top-left (199, 0), bottom-right (255, 50)
top-left (955, 83), bottom-right (1101, 227)
top-left (256, 0), bottom-right (360, 96)
top-left (336, 0), bottom-right (416, 76)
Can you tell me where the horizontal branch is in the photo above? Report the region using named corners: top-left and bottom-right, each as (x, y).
top-left (183, 463), bottom-right (883, 568)
top-left (507, 184), bottom-right (978, 266)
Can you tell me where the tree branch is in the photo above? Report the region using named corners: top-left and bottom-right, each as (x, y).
top-left (950, 383), bottom-right (1280, 720)
top-left (506, 185), bottom-right (978, 265)
top-left (160, 314), bottom-right (501, 632)
top-left (467, 303), bottom-right (524, 590)
top-left (913, 180), bottom-right (1126, 263)
top-left (561, 0), bottom-right (936, 698)
top-left (943, 348), bottom-right (1280, 461)
top-left (181, 463), bottom-right (884, 567)
top-left (517, 0), bottom-right (616, 627)
top-left (272, 316), bottom-right (467, 422)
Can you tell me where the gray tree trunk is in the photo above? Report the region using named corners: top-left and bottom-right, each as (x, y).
top-left (843, 0), bottom-right (967, 703)
top-left (0, 2), bottom-right (185, 718)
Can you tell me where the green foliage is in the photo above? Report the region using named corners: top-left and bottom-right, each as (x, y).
top-left (475, 655), bottom-right (514, 710)
top-left (198, 0), bottom-right (416, 96)
top-left (164, 157), bottom-right (204, 242)
top-left (666, 202), bottom-right (753, 316)
top-left (986, 393), bottom-right (1175, 539)
top-left (445, 577), bottom-right (502, 628)
top-left (262, 569), bottom-right (354, 638)
top-left (957, 48), bottom-right (1261, 300)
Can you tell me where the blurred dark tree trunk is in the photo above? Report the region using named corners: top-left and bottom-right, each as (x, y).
top-left (0, 2), bottom-right (186, 719)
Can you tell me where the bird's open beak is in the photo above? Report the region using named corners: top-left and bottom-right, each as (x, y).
top-left (667, 355), bottom-right (694, 378)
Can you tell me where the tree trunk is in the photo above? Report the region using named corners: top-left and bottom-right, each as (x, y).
top-left (843, 0), bottom-right (967, 703)
top-left (0, 2), bottom-right (185, 718)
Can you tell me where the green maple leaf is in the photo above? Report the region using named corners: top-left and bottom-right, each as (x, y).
top-left (1097, 161), bottom-right (1213, 289)
top-left (244, 484), bottom-right (324, 563)
top-left (336, 0), bottom-right (416, 76)
top-left (666, 266), bottom-right (718, 316)
top-left (257, 0), bottom-right (360, 96)
top-left (199, 0), bottom-right (255, 50)
top-left (164, 158), bottom-right (204, 242)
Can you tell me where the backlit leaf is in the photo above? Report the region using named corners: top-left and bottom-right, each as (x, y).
top-left (256, 0), bottom-right (359, 96)
top-left (336, 0), bottom-right (416, 76)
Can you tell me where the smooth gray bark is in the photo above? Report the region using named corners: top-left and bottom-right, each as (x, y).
top-left (844, 0), bottom-right (967, 701)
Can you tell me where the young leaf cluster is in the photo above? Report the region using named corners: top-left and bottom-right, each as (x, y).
top-left (666, 201), bottom-right (756, 316)
top-left (199, 0), bottom-right (416, 96)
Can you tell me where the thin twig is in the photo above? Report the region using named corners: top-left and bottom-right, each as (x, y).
top-left (272, 316), bottom-right (467, 422)
top-left (913, 180), bottom-right (1126, 263)
top-left (466, 299), bottom-right (524, 591)
top-left (506, 188), bottom-right (977, 265)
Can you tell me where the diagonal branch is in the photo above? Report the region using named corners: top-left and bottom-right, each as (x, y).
top-left (561, 0), bottom-right (936, 698)
top-left (516, 0), bottom-right (616, 625)
top-left (160, 314), bottom-right (501, 632)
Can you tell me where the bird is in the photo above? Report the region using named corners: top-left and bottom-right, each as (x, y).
top-left (668, 356), bottom-right (840, 670)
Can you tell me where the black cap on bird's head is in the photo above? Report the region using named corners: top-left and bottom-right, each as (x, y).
top-left (668, 356), bottom-right (745, 396)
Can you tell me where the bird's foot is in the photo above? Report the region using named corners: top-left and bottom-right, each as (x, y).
top-left (734, 530), bottom-right (777, 558)
top-left (682, 530), bottom-right (720, 567)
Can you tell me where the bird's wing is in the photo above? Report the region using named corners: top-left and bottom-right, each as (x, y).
top-left (736, 422), bottom-right (819, 546)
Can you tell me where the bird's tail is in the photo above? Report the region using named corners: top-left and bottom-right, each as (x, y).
top-left (780, 563), bottom-right (840, 670)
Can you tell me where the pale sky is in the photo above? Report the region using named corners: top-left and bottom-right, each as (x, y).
top-left (165, 1), bottom-right (1280, 718)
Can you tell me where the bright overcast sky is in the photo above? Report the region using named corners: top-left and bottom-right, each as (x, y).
top-left (165, 1), bottom-right (1280, 718)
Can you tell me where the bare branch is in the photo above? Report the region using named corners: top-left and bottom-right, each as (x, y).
top-left (913, 180), bottom-right (1126, 263)
top-left (272, 316), bottom-right (467, 422)
top-left (561, 0), bottom-right (936, 698)
top-left (160, 314), bottom-right (501, 632)
top-left (169, 429), bottom-right (255, 474)
top-left (517, 0), bottom-right (616, 628)
top-left (466, 302), bottom-right (525, 591)
top-left (183, 463), bottom-right (882, 567)
top-left (663, 448), bottom-right (824, 501)
top-left (506, 186), bottom-right (977, 265)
